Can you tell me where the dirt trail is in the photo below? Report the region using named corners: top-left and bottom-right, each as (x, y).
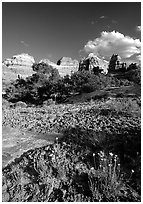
top-left (2, 126), bottom-right (63, 167)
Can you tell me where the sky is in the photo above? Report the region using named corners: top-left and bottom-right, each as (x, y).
top-left (2, 2), bottom-right (141, 64)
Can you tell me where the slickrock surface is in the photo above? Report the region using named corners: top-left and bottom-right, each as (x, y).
top-left (2, 126), bottom-right (63, 167)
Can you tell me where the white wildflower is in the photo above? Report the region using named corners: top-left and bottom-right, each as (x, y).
top-left (109, 152), bottom-right (113, 157)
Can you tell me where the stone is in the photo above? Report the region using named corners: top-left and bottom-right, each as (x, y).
top-left (79, 53), bottom-right (109, 74)
top-left (39, 59), bottom-right (56, 67)
top-left (2, 126), bottom-right (63, 167)
top-left (3, 53), bottom-right (35, 67)
top-left (108, 54), bottom-right (127, 73)
top-left (15, 101), bottom-right (27, 108)
top-left (57, 57), bottom-right (79, 67)
top-left (39, 57), bottom-right (79, 77)
top-left (2, 54), bottom-right (36, 88)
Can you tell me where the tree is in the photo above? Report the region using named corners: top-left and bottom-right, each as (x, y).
top-left (32, 62), bottom-right (60, 82)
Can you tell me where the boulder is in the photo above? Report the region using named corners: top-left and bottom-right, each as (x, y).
top-left (15, 101), bottom-right (27, 108)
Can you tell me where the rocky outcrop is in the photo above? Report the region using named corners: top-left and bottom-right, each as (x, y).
top-left (3, 53), bottom-right (35, 67)
top-left (57, 57), bottom-right (79, 67)
top-left (39, 59), bottom-right (56, 67)
top-left (2, 54), bottom-right (36, 89)
top-left (108, 54), bottom-right (127, 73)
top-left (39, 57), bottom-right (79, 77)
top-left (79, 53), bottom-right (109, 74)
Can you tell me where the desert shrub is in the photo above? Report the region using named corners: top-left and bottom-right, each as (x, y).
top-left (126, 68), bottom-right (141, 85)
top-left (4, 65), bottom-right (137, 105)
top-left (2, 96), bottom-right (141, 201)
top-left (69, 70), bottom-right (99, 93)
top-left (2, 139), bottom-right (140, 202)
top-left (32, 62), bottom-right (60, 82)
top-left (80, 83), bottom-right (95, 93)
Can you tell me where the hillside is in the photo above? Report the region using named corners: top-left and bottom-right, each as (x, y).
top-left (2, 52), bottom-right (141, 202)
top-left (2, 64), bottom-right (36, 90)
top-left (2, 97), bottom-right (141, 201)
top-left (66, 85), bottom-right (140, 103)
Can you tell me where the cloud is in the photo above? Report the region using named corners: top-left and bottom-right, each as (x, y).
top-left (84, 31), bottom-right (141, 63)
top-left (136, 25), bottom-right (141, 32)
top-left (20, 40), bottom-right (29, 47)
top-left (99, 15), bottom-right (107, 19)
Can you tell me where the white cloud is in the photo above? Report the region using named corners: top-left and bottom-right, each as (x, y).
top-left (20, 40), bottom-right (29, 47)
top-left (84, 31), bottom-right (141, 63)
top-left (100, 16), bottom-right (106, 19)
top-left (136, 25), bottom-right (141, 32)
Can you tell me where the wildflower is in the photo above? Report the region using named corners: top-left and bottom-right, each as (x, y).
top-left (131, 169), bottom-right (134, 173)
top-left (109, 152), bottom-right (113, 157)
top-left (91, 167), bottom-right (94, 170)
top-left (93, 153), bottom-right (95, 157)
top-left (98, 151), bottom-right (104, 157)
top-left (114, 155), bottom-right (118, 161)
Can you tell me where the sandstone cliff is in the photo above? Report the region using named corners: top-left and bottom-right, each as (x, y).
top-left (2, 54), bottom-right (36, 89)
top-left (39, 57), bottom-right (79, 77)
top-left (3, 53), bottom-right (35, 67)
top-left (79, 53), bottom-right (109, 74)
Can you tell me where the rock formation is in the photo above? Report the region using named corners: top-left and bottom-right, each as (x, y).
top-left (2, 54), bottom-right (36, 89)
top-left (79, 53), bottom-right (109, 74)
top-left (3, 53), bottom-right (35, 67)
top-left (108, 54), bottom-right (127, 73)
top-left (57, 57), bottom-right (79, 67)
top-left (39, 57), bottom-right (79, 77)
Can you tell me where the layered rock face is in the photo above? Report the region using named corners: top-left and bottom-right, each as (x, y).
top-left (39, 57), bottom-right (79, 77)
top-left (2, 54), bottom-right (36, 89)
top-left (39, 59), bottom-right (57, 67)
top-left (79, 53), bottom-right (109, 74)
top-left (57, 57), bottom-right (79, 67)
top-left (3, 53), bottom-right (35, 67)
